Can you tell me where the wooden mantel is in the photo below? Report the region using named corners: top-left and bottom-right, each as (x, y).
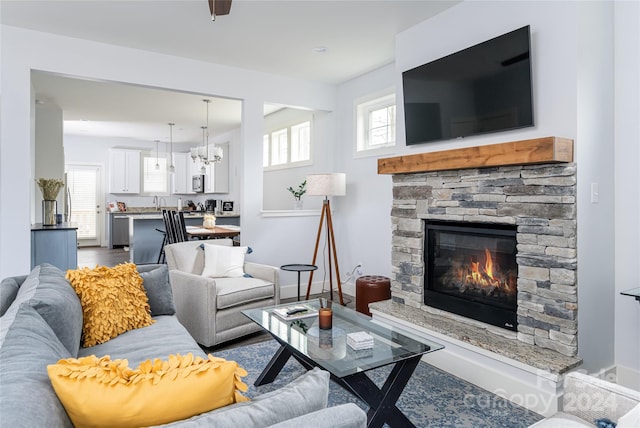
top-left (378, 136), bottom-right (573, 175)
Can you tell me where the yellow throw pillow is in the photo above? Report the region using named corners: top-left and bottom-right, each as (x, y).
top-left (66, 263), bottom-right (154, 347)
top-left (47, 353), bottom-right (249, 428)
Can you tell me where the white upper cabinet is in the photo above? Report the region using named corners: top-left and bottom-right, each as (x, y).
top-left (109, 149), bottom-right (140, 194)
top-left (204, 143), bottom-right (229, 194)
top-left (171, 152), bottom-right (196, 194)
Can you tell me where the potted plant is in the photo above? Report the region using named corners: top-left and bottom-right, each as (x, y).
top-left (287, 180), bottom-right (307, 210)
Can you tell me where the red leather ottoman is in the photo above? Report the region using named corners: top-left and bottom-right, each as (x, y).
top-left (355, 275), bottom-right (391, 317)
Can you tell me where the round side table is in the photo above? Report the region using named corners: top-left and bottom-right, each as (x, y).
top-left (280, 264), bottom-right (318, 301)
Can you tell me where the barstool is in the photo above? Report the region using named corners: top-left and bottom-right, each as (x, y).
top-left (156, 228), bottom-right (167, 263)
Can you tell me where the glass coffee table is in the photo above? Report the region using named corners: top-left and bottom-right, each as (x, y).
top-left (243, 301), bottom-right (444, 428)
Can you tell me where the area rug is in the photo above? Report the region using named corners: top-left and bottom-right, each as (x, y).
top-left (214, 339), bottom-right (544, 427)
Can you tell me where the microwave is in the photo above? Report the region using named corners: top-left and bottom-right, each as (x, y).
top-left (192, 174), bottom-right (205, 193)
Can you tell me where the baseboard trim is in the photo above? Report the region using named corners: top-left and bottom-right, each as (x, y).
top-left (372, 309), bottom-right (565, 417)
top-left (280, 281), bottom-right (329, 300)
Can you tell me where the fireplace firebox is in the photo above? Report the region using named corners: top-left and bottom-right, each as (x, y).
top-left (424, 221), bottom-right (518, 331)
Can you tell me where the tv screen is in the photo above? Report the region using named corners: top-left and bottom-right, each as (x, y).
top-left (402, 26), bottom-right (533, 145)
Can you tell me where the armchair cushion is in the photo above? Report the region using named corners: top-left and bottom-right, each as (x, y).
top-left (215, 277), bottom-right (276, 309)
top-left (201, 244), bottom-right (248, 278)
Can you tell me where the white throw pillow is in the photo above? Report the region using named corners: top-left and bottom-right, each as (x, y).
top-left (201, 244), bottom-right (248, 278)
top-left (618, 403), bottom-right (640, 428)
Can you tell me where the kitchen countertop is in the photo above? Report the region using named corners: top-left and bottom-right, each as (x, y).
top-left (31, 222), bottom-right (78, 231)
top-left (111, 210), bottom-right (239, 217)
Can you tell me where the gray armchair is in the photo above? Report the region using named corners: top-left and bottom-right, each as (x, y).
top-left (164, 239), bottom-right (280, 347)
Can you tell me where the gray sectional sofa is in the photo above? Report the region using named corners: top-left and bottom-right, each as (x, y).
top-left (0, 263), bottom-right (366, 427)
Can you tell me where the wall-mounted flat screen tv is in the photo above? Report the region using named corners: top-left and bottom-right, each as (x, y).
top-left (402, 25), bottom-right (533, 145)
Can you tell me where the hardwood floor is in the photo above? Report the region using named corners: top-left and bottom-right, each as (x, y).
top-left (76, 246), bottom-right (355, 351)
top-left (77, 246), bottom-right (131, 268)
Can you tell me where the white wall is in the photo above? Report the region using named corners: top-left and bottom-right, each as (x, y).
top-left (336, 63), bottom-right (397, 297)
top-left (34, 102), bottom-right (65, 223)
top-left (0, 25), bottom-right (336, 280)
top-left (337, 1), bottom-right (636, 376)
top-left (614, 0), bottom-right (640, 388)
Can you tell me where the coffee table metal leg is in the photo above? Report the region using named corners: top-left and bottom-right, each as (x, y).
top-left (337, 356), bottom-right (421, 428)
top-left (254, 344), bottom-right (292, 386)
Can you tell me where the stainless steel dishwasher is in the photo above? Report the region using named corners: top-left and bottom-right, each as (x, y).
top-left (111, 214), bottom-right (129, 248)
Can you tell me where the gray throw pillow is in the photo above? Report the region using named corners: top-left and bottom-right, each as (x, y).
top-left (138, 264), bottom-right (176, 316)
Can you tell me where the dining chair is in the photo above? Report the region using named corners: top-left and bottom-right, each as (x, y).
top-left (162, 209), bottom-right (179, 244)
top-left (173, 211), bottom-right (189, 243)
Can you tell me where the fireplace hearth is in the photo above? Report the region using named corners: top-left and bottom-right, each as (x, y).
top-left (425, 221), bottom-right (518, 331)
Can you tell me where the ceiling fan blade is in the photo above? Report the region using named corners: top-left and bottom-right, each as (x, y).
top-left (208, 0), bottom-right (232, 20)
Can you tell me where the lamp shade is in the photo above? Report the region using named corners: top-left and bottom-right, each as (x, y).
top-left (306, 173), bottom-right (346, 197)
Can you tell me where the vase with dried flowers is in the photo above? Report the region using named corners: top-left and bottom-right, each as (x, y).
top-left (37, 178), bottom-right (64, 225)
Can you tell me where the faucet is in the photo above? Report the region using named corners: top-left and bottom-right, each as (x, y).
top-left (152, 195), bottom-right (159, 211)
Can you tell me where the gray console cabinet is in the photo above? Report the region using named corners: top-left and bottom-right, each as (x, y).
top-left (31, 224), bottom-right (78, 271)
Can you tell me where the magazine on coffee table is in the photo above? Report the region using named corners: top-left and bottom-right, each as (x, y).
top-left (272, 304), bottom-right (318, 321)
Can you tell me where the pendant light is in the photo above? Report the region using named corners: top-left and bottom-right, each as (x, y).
top-left (154, 140), bottom-right (160, 170)
top-left (189, 98), bottom-right (222, 165)
top-left (168, 122), bottom-right (175, 173)
top-left (200, 126), bottom-right (207, 174)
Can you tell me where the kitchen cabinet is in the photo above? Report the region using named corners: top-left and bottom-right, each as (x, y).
top-left (171, 144), bottom-right (228, 194)
top-left (171, 152), bottom-right (197, 194)
top-left (109, 149), bottom-right (140, 193)
top-left (204, 143), bottom-right (229, 194)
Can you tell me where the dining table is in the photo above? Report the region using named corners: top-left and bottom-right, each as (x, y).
top-left (185, 225), bottom-right (241, 240)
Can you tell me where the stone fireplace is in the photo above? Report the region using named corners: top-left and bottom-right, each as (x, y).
top-left (372, 138), bottom-right (583, 384)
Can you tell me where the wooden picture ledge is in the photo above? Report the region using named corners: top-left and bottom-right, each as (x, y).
top-left (378, 136), bottom-right (574, 175)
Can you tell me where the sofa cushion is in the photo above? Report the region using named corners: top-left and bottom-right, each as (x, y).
top-left (0, 274), bottom-right (26, 316)
top-left (78, 315), bottom-right (206, 368)
top-left (216, 277), bottom-right (275, 309)
top-left (0, 302), bottom-right (74, 427)
top-left (66, 263), bottom-right (155, 347)
top-left (138, 264), bottom-right (176, 316)
top-left (1, 264), bottom-right (83, 355)
top-left (157, 367), bottom-right (330, 428)
top-left (48, 353), bottom-right (249, 428)
top-left (202, 244), bottom-right (248, 278)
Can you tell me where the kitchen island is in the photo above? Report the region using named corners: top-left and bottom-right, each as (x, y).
top-left (128, 212), bottom-right (240, 264)
top-left (110, 209), bottom-right (239, 248)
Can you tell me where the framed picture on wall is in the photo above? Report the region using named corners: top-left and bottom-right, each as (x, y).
top-left (222, 201), bottom-right (234, 212)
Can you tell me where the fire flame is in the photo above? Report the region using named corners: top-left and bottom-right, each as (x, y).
top-left (464, 248), bottom-right (511, 291)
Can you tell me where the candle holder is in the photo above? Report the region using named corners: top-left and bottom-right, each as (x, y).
top-left (318, 308), bottom-right (332, 330)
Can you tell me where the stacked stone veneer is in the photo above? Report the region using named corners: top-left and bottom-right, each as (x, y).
top-left (390, 163), bottom-right (578, 357)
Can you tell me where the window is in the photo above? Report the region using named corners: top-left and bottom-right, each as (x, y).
top-left (270, 128), bottom-right (288, 166)
top-left (142, 154), bottom-right (168, 194)
top-left (263, 120), bottom-right (311, 169)
top-left (356, 92), bottom-right (396, 156)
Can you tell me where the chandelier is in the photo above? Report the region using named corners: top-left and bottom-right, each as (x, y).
top-left (190, 99), bottom-right (223, 169)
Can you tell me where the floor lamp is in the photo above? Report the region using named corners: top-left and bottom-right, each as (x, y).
top-left (305, 173), bottom-right (346, 305)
